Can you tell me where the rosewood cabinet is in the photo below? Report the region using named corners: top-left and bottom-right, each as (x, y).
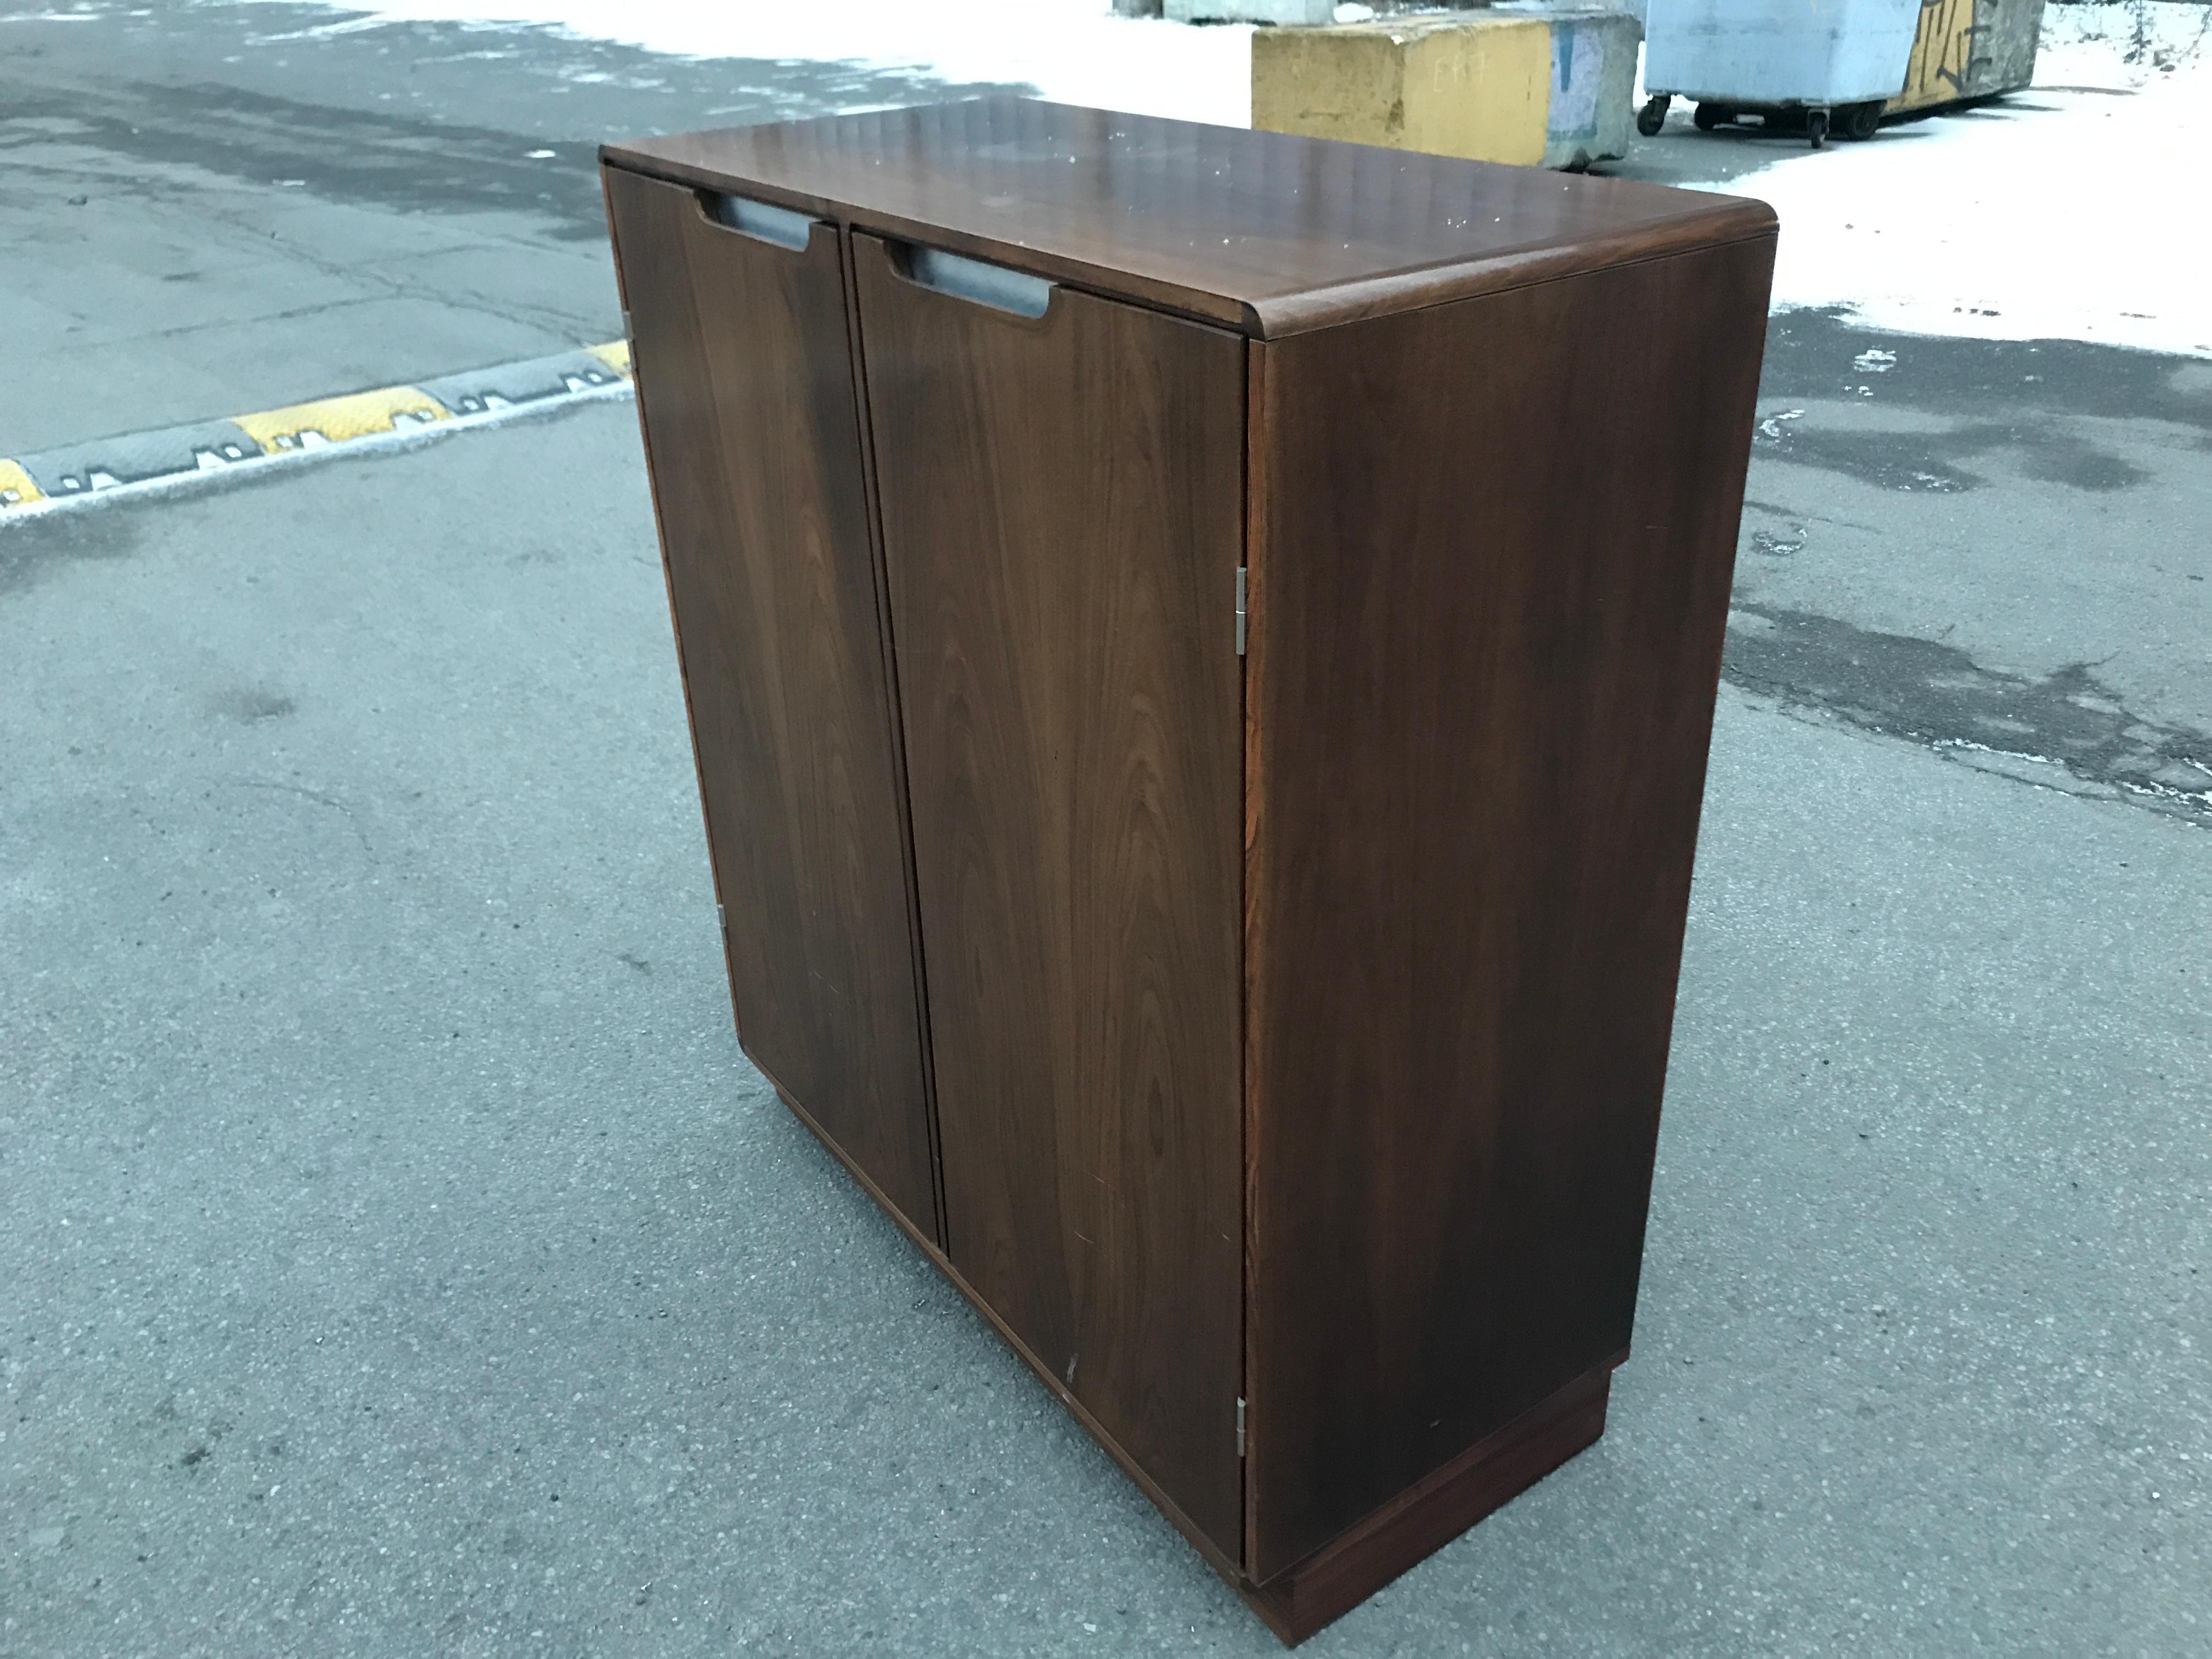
top-left (602, 99), bottom-right (1774, 1644)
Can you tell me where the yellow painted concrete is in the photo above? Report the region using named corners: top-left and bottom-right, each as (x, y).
top-left (585, 339), bottom-right (632, 376)
top-left (1251, 15), bottom-right (1551, 167)
top-left (232, 385), bottom-right (452, 454)
top-left (0, 459), bottom-right (46, 508)
top-left (1892, 0), bottom-right (1976, 113)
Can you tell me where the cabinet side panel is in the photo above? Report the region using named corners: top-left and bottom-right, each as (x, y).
top-left (603, 166), bottom-right (939, 1238)
top-left (852, 232), bottom-right (1246, 1558)
top-left (1244, 237), bottom-right (1776, 1579)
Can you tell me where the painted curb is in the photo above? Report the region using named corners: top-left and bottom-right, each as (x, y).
top-left (0, 341), bottom-right (634, 521)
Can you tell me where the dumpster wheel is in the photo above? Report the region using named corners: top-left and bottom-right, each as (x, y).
top-left (1692, 103), bottom-right (1730, 132)
top-left (1838, 100), bottom-right (1882, 140)
top-left (1637, 95), bottom-right (1670, 137)
top-left (1807, 108), bottom-right (1829, 148)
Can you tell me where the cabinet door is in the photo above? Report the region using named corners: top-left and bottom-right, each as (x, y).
top-left (852, 232), bottom-right (1246, 1558)
top-left (604, 169), bottom-right (939, 1238)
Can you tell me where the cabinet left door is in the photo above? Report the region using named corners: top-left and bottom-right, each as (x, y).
top-left (604, 166), bottom-right (940, 1240)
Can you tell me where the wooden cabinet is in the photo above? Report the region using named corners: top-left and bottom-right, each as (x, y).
top-left (602, 100), bottom-right (1775, 1644)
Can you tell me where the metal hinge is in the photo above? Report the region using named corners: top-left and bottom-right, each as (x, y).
top-left (1234, 567), bottom-right (1248, 657)
top-left (1235, 1397), bottom-right (1246, 1458)
top-left (716, 903), bottom-right (726, 935)
top-left (621, 307), bottom-right (635, 343)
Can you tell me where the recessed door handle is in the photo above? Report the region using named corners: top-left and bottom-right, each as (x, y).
top-left (698, 190), bottom-right (815, 251)
top-left (895, 242), bottom-right (1054, 319)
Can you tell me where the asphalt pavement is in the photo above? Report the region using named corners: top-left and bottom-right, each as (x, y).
top-left (4, 4), bottom-right (2209, 1655)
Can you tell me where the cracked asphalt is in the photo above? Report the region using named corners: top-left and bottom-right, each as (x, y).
top-left (4, 3), bottom-right (2209, 1655)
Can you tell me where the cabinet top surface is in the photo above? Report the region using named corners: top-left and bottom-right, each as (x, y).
top-left (603, 99), bottom-right (1775, 337)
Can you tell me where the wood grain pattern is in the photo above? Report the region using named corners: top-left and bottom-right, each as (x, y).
top-left (852, 229), bottom-right (1248, 1557)
top-left (605, 100), bottom-right (1776, 339)
top-left (1243, 236), bottom-right (1778, 1581)
top-left (834, 210), bottom-right (952, 1252)
top-left (603, 167), bottom-right (940, 1238)
top-left (1244, 1362), bottom-right (1613, 1645)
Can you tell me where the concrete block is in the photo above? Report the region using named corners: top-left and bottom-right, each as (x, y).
top-left (1170, 0), bottom-right (1334, 24)
top-left (1251, 15), bottom-right (1553, 167)
top-left (1533, 8), bottom-right (1643, 168)
top-left (1889, 0), bottom-right (2044, 115)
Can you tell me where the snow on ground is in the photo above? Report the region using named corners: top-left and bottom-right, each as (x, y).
top-left (1671, 2), bottom-right (2212, 358)
top-left (242, 0), bottom-right (2211, 356)
top-left (240, 0), bottom-right (1257, 127)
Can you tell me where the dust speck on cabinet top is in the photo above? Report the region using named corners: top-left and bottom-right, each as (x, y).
top-left (602, 97), bottom-right (1776, 339)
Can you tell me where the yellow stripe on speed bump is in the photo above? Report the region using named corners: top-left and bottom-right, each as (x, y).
top-left (3, 342), bottom-right (636, 518)
top-left (0, 459), bottom-right (46, 507)
top-left (232, 385), bottom-right (453, 453)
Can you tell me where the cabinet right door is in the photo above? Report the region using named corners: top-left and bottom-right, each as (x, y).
top-left (852, 231), bottom-right (1248, 1561)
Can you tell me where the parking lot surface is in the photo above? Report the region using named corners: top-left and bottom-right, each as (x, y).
top-left (4, 5), bottom-right (2209, 1653)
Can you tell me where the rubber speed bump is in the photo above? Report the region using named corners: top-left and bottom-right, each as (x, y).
top-left (0, 459), bottom-right (45, 508)
top-left (2, 342), bottom-right (634, 520)
top-left (231, 385), bottom-right (451, 453)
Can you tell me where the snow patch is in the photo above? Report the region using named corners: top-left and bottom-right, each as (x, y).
top-left (1674, 2), bottom-right (2212, 357)
top-left (233, 0), bottom-right (1256, 126)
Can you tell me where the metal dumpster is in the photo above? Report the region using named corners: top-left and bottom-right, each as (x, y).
top-left (1639, 0), bottom-right (1923, 145)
